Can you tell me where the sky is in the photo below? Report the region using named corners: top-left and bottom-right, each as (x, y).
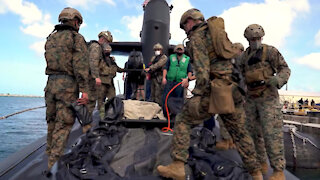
top-left (0, 0), bottom-right (320, 96)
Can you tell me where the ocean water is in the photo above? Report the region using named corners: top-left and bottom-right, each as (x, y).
top-left (0, 96), bottom-right (46, 161)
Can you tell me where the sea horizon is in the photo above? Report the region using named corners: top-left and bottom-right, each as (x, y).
top-left (0, 93), bottom-right (43, 98)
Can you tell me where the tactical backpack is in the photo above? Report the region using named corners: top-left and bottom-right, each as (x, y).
top-left (205, 17), bottom-right (240, 114)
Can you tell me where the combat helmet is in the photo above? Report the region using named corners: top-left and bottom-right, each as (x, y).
top-left (58, 7), bottom-right (83, 24)
top-left (153, 43), bottom-right (163, 50)
top-left (98, 31), bottom-right (113, 42)
top-left (244, 24), bottom-right (265, 40)
top-left (180, 8), bottom-right (204, 29)
top-left (174, 44), bottom-right (184, 52)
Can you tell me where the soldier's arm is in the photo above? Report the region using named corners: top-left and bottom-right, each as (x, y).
top-left (113, 60), bottom-right (125, 73)
top-left (269, 46), bottom-right (291, 88)
top-left (190, 37), bottom-right (210, 95)
top-left (88, 43), bottom-right (101, 79)
top-left (72, 34), bottom-right (89, 93)
top-left (149, 55), bottom-right (168, 71)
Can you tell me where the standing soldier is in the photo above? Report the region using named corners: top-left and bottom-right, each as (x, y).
top-left (145, 43), bottom-right (167, 106)
top-left (44, 7), bottom-right (89, 170)
top-left (157, 9), bottom-right (263, 180)
top-left (241, 24), bottom-right (291, 180)
top-left (98, 44), bottom-right (125, 118)
top-left (215, 42), bottom-right (245, 150)
top-left (87, 31), bottom-right (113, 113)
top-left (99, 43), bottom-right (125, 104)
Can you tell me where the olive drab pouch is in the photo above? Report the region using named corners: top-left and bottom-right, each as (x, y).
top-left (244, 45), bottom-right (270, 84)
top-left (245, 68), bottom-right (266, 84)
top-left (208, 79), bottom-right (235, 114)
top-left (207, 16), bottom-right (238, 60)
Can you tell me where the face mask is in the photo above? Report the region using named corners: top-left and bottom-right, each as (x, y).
top-left (177, 52), bottom-right (183, 56)
top-left (249, 40), bottom-right (262, 50)
top-left (104, 52), bottom-right (110, 56)
top-left (155, 50), bottom-right (161, 56)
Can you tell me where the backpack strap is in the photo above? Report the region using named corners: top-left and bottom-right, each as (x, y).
top-left (261, 44), bottom-right (268, 63)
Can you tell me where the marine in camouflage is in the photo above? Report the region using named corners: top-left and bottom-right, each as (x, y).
top-left (97, 55), bottom-right (124, 110)
top-left (44, 16), bottom-right (89, 169)
top-left (241, 43), bottom-right (290, 171)
top-left (87, 41), bottom-right (103, 115)
top-left (171, 22), bottom-right (261, 173)
top-left (149, 54), bottom-right (167, 106)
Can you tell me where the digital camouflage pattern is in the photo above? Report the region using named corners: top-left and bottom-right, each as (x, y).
top-left (171, 23), bottom-right (261, 173)
top-left (241, 44), bottom-right (291, 171)
top-left (86, 41), bottom-right (103, 114)
top-left (44, 24), bottom-right (89, 169)
top-left (217, 115), bottom-right (232, 141)
top-left (88, 41), bottom-right (102, 79)
top-left (149, 54), bottom-right (167, 105)
top-left (97, 56), bottom-right (124, 110)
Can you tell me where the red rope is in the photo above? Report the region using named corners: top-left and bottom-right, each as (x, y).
top-left (161, 82), bottom-right (183, 132)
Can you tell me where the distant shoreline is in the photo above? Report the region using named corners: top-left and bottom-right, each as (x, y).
top-left (0, 94), bottom-right (43, 98)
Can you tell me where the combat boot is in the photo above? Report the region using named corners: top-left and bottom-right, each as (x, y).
top-left (215, 139), bottom-right (230, 150)
top-left (269, 170), bottom-right (285, 180)
top-left (157, 161), bottom-right (185, 180)
top-left (261, 162), bottom-right (269, 175)
top-left (250, 170), bottom-right (263, 180)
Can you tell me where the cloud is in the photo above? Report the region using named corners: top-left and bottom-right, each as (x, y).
top-left (169, 0), bottom-right (193, 44)
top-left (30, 40), bottom-right (46, 57)
top-left (3, 0), bottom-right (43, 24)
top-left (121, 0), bottom-right (310, 48)
top-left (220, 0), bottom-right (310, 49)
top-left (315, 30), bottom-right (320, 46)
top-left (66, 0), bottom-right (116, 9)
top-left (295, 52), bottom-right (320, 70)
top-left (0, 0), bottom-right (54, 55)
top-left (20, 14), bottom-right (53, 38)
top-left (0, 1), bottom-right (6, 13)
top-left (121, 0), bottom-right (192, 43)
top-left (121, 15), bottom-right (143, 40)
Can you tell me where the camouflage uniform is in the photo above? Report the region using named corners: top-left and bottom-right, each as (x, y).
top-left (44, 23), bottom-right (89, 168)
top-left (149, 54), bottom-right (167, 106)
top-left (241, 44), bottom-right (290, 171)
top-left (171, 23), bottom-right (261, 173)
top-left (87, 41), bottom-right (103, 114)
top-left (217, 115), bottom-right (233, 141)
top-left (98, 55), bottom-right (124, 110)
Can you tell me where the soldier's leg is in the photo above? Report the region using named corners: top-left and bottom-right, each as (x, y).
top-left (158, 96), bottom-right (211, 179)
top-left (86, 78), bottom-right (97, 115)
top-left (150, 79), bottom-right (156, 102)
top-left (48, 91), bottom-right (77, 169)
top-left (106, 84), bottom-right (116, 100)
top-left (216, 115), bottom-right (234, 150)
top-left (97, 84), bottom-right (107, 111)
top-left (245, 98), bottom-right (268, 165)
top-left (171, 96), bottom-right (211, 162)
top-left (45, 91), bottom-right (56, 156)
top-left (154, 80), bottom-right (164, 106)
top-left (257, 96), bottom-right (285, 171)
top-left (220, 89), bottom-right (261, 174)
